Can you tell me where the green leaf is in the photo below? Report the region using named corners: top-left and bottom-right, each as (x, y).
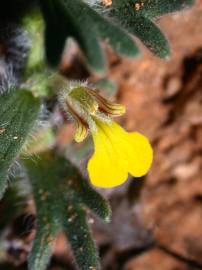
top-left (68, 0), bottom-right (139, 57)
top-left (65, 164), bottom-right (111, 221)
top-left (109, 0), bottom-right (195, 58)
top-left (131, 0), bottom-right (195, 18)
top-left (24, 150), bottom-right (110, 270)
top-left (64, 202), bottom-right (100, 270)
top-left (58, 0), bottom-right (107, 73)
top-left (40, 0), bottom-right (195, 68)
top-left (44, 23), bottom-right (67, 67)
top-left (126, 17), bottom-right (170, 58)
top-left (0, 89), bottom-right (40, 199)
top-left (40, 0), bottom-right (107, 74)
top-left (24, 152), bottom-right (67, 270)
top-left (87, 10), bottom-right (140, 57)
top-left (40, 0), bottom-right (68, 66)
top-left (39, 0), bottom-right (141, 73)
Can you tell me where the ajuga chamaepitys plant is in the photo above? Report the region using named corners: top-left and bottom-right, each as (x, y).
top-left (0, 0), bottom-right (195, 269)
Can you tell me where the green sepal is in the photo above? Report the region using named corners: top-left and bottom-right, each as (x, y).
top-left (24, 150), bottom-right (110, 270)
top-left (0, 89), bottom-right (40, 199)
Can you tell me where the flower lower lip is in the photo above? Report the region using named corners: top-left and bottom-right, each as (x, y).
top-left (88, 120), bottom-right (153, 188)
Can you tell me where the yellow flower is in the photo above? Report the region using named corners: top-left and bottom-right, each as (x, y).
top-left (88, 119), bottom-right (153, 188)
top-left (59, 83), bottom-right (153, 188)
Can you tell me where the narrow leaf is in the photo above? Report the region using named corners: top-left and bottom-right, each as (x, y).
top-left (0, 89), bottom-right (40, 199)
top-left (64, 201), bottom-right (100, 270)
top-left (109, 0), bottom-right (194, 58)
top-left (93, 15), bottom-right (140, 57)
top-left (57, 0), bottom-right (107, 74)
top-left (132, 0), bottom-right (195, 18)
top-left (40, 0), bottom-right (107, 73)
top-left (44, 23), bottom-right (67, 66)
top-left (24, 150), bottom-right (110, 270)
top-left (126, 17), bottom-right (170, 58)
top-left (24, 152), bottom-right (67, 270)
top-left (40, 0), bottom-right (68, 66)
top-left (58, 156), bottom-right (111, 221)
top-left (73, 0), bottom-right (139, 57)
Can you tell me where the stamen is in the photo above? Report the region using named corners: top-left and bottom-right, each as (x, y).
top-left (85, 88), bottom-right (125, 117)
